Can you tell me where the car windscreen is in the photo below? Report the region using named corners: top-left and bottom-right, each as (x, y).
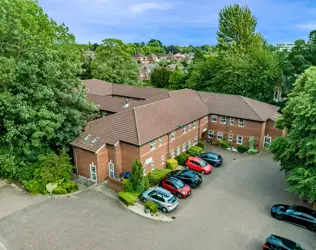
top-left (168, 196), bottom-right (177, 204)
top-left (172, 179), bottom-right (185, 188)
top-left (182, 171), bottom-right (195, 177)
top-left (200, 160), bottom-right (208, 167)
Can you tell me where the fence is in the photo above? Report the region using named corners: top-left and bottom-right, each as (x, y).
top-left (107, 176), bottom-right (124, 192)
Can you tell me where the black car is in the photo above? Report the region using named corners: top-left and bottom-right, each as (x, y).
top-left (263, 235), bottom-right (305, 250)
top-left (271, 204), bottom-right (316, 232)
top-left (167, 170), bottom-right (202, 189)
top-left (196, 152), bottom-right (223, 167)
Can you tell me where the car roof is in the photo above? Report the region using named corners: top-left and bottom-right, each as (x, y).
top-left (204, 152), bottom-right (219, 156)
top-left (154, 187), bottom-right (172, 197)
top-left (169, 176), bottom-right (182, 183)
top-left (189, 156), bottom-right (202, 161)
top-left (267, 235), bottom-right (304, 249)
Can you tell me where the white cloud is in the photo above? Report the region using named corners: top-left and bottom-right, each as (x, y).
top-left (296, 23), bottom-right (316, 30)
top-left (129, 2), bottom-right (173, 13)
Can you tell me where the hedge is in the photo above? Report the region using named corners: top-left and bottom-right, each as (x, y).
top-left (219, 140), bottom-right (229, 148)
top-left (197, 140), bottom-right (205, 150)
top-left (237, 145), bottom-right (249, 153)
top-left (187, 146), bottom-right (203, 156)
top-left (145, 200), bottom-right (158, 215)
top-left (118, 192), bottom-right (139, 206)
top-left (247, 148), bottom-right (258, 155)
top-left (144, 176), bottom-right (150, 190)
top-left (147, 169), bottom-right (171, 186)
top-left (123, 179), bottom-right (134, 192)
top-left (166, 158), bottom-right (178, 170)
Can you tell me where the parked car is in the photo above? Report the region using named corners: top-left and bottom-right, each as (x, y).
top-left (185, 156), bottom-right (212, 174)
top-left (271, 204), bottom-right (316, 232)
top-left (168, 170), bottom-right (202, 189)
top-left (263, 235), bottom-right (305, 250)
top-left (141, 187), bottom-right (178, 213)
top-left (159, 177), bottom-right (191, 198)
top-left (196, 152), bottom-right (223, 167)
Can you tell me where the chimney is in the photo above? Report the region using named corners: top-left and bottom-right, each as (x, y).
top-left (123, 99), bottom-right (129, 108)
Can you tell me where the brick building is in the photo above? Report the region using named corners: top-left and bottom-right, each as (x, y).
top-left (71, 80), bottom-right (284, 183)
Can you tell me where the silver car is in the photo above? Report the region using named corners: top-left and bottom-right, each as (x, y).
top-left (141, 187), bottom-right (179, 213)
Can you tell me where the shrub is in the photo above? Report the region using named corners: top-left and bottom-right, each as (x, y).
top-left (123, 179), bottom-right (135, 192)
top-left (144, 176), bottom-right (150, 190)
top-left (219, 140), bottom-right (229, 148)
top-left (118, 192), bottom-right (139, 206)
top-left (52, 186), bottom-right (68, 194)
top-left (148, 169), bottom-right (171, 186)
top-left (237, 145), bottom-right (249, 153)
top-left (248, 136), bottom-right (256, 150)
top-left (166, 158), bottom-right (178, 170)
top-left (62, 181), bottom-right (78, 193)
top-left (175, 153), bottom-right (189, 166)
top-left (197, 140), bottom-right (205, 150)
top-left (144, 200), bottom-right (158, 215)
top-left (129, 159), bottom-right (144, 193)
top-left (23, 179), bottom-right (41, 194)
top-left (187, 146), bottom-right (203, 156)
top-left (247, 148), bottom-right (258, 155)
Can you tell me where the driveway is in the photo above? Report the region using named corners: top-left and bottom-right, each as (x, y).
top-left (0, 147), bottom-right (315, 250)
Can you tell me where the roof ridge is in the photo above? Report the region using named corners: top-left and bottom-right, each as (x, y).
top-left (133, 108), bottom-right (141, 145)
top-left (134, 92), bottom-right (171, 110)
top-left (195, 90), bottom-right (211, 110)
top-left (240, 96), bottom-right (264, 121)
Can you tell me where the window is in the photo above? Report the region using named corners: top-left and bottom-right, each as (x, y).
top-left (90, 164), bottom-right (97, 181)
top-left (182, 143), bottom-right (187, 152)
top-left (183, 126), bottom-right (186, 134)
top-left (205, 115), bottom-right (208, 121)
top-left (150, 140), bottom-right (156, 150)
top-left (161, 155), bottom-right (165, 165)
top-left (238, 119), bottom-right (244, 127)
top-left (188, 140), bottom-right (192, 147)
top-left (211, 115), bottom-right (217, 122)
top-left (194, 136), bottom-right (198, 145)
top-left (220, 116), bottom-right (226, 124)
top-left (171, 131), bottom-right (176, 140)
top-left (208, 130), bottom-right (214, 139)
top-left (230, 118), bottom-right (234, 125)
top-left (170, 149), bottom-right (175, 158)
top-left (189, 123), bottom-right (192, 131)
top-left (217, 132), bottom-right (223, 140)
top-left (159, 137), bottom-right (163, 146)
top-left (151, 161), bottom-right (155, 171)
top-left (108, 162), bottom-right (115, 178)
top-left (237, 136), bottom-right (243, 145)
top-left (177, 146), bottom-right (181, 156)
top-left (264, 136), bottom-right (271, 147)
top-left (228, 134), bottom-right (233, 142)
top-left (193, 121), bottom-right (197, 129)
top-left (143, 166), bottom-right (147, 175)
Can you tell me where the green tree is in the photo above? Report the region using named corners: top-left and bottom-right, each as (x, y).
top-left (92, 38), bottom-right (139, 84)
top-left (270, 67), bottom-right (316, 207)
top-left (150, 67), bottom-right (173, 88)
top-left (129, 159), bottom-right (144, 193)
top-left (217, 4), bottom-right (262, 51)
top-left (0, 0), bottom-right (97, 181)
top-left (168, 66), bottom-right (187, 89)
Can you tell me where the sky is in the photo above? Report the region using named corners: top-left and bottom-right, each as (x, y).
top-left (38, 0), bottom-right (316, 46)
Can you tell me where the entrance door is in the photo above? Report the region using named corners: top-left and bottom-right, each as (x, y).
top-left (264, 136), bottom-right (272, 147)
top-left (108, 162), bottom-right (115, 178)
top-left (90, 164), bottom-right (97, 181)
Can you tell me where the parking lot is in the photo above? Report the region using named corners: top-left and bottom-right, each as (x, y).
top-left (0, 145), bottom-right (315, 250)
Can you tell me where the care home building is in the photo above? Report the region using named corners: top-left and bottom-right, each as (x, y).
top-left (71, 80), bottom-right (284, 183)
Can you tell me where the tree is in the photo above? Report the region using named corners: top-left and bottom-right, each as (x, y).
top-left (91, 38), bottom-right (139, 84)
top-left (148, 39), bottom-right (163, 47)
top-left (217, 4), bottom-right (262, 51)
top-left (150, 67), bottom-right (173, 88)
top-left (270, 67), bottom-right (316, 207)
top-left (168, 66), bottom-right (187, 89)
top-left (129, 159), bottom-right (144, 193)
top-left (0, 0), bottom-right (97, 181)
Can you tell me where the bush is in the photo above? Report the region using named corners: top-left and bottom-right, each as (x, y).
top-left (237, 145), bottom-right (249, 153)
top-left (52, 186), bottom-right (68, 194)
top-left (129, 159), bottom-right (144, 193)
top-left (62, 181), bottom-right (78, 193)
top-left (144, 176), bottom-right (150, 190)
top-left (166, 158), bottom-right (178, 170)
top-left (175, 153), bottom-right (189, 166)
top-left (247, 148), bottom-right (258, 155)
top-left (197, 140), bottom-right (205, 150)
top-left (118, 192), bottom-right (139, 206)
top-left (144, 200), bottom-right (158, 215)
top-left (219, 140), bottom-right (229, 148)
top-left (187, 146), bottom-right (203, 156)
top-left (148, 169), bottom-right (171, 186)
top-left (123, 179), bottom-right (135, 192)
top-left (23, 179), bottom-right (42, 194)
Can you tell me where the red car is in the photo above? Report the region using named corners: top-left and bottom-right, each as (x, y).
top-left (185, 156), bottom-right (212, 175)
top-left (160, 177), bottom-right (192, 198)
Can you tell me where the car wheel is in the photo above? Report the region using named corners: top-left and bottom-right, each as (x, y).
top-left (176, 192), bottom-right (183, 199)
top-left (162, 207), bottom-right (168, 213)
top-left (201, 170), bottom-right (205, 175)
top-left (185, 165), bottom-right (189, 170)
top-left (214, 163), bottom-right (218, 167)
top-left (142, 197), bottom-right (147, 203)
top-left (191, 183), bottom-right (197, 189)
top-left (275, 214), bottom-right (283, 220)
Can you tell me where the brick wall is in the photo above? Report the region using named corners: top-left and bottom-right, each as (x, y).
top-left (107, 177), bottom-right (124, 192)
top-left (97, 147), bottom-right (108, 183)
top-left (73, 147), bottom-right (98, 181)
top-left (121, 142), bottom-right (140, 173)
top-left (265, 119), bottom-right (283, 138)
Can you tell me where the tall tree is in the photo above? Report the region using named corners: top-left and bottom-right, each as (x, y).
top-left (92, 38), bottom-right (139, 84)
top-left (150, 67), bottom-right (173, 88)
top-left (270, 67), bottom-right (316, 208)
top-left (217, 4), bottom-right (262, 51)
top-left (168, 66), bottom-right (187, 89)
top-left (0, 0), bottom-right (97, 180)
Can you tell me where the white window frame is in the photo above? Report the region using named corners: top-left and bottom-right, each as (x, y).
top-left (161, 155), bottom-right (165, 165)
top-left (194, 136), bottom-right (198, 145)
top-left (193, 121), bottom-right (197, 129)
top-left (189, 123), bottom-right (192, 131)
top-left (90, 164), bottom-right (97, 181)
top-left (151, 161), bottom-right (155, 171)
top-left (183, 126), bottom-right (186, 134)
top-left (171, 131), bottom-right (176, 140)
top-left (264, 136), bottom-right (272, 147)
top-left (188, 140), bottom-right (192, 147)
top-left (230, 118), bottom-right (234, 125)
top-left (217, 132), bottom-right (223, 140)
top-left (150, 140), bottom-right (156, 150)
top-left (205, 115), bottom-right (208, 122)
top-left (182, 143), bottom-right (187, 152)
top-left (108, 162), bottom-right (115, 178)
top-left (220, 116), bottom-right (226, 124)
top-left (143, 166), bottom-right (147, 176)
top-left (237, 135), bottom-right (243, 145)
top-left (159, 137), bottom-right (163, 146)
top-left (170, 149), bottom-right (175, 158)
top-left (208, 130), bottom-right (214, 139)
top-left (211, 115), bottom-right (217, 122)
top-left (228, 134), bottom-right (233, 142)
top-left (238, 119), bottom-right (245, 127)
top-left (177, 146), bottom-right (181, 156)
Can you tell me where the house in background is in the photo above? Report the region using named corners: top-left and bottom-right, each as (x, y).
top-left (71, 80), bottom-right (285, 184)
